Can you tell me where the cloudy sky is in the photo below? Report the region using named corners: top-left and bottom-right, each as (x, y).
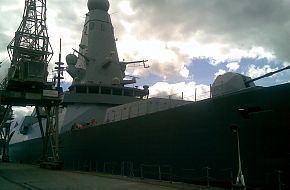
top-left (1, 0), bottom-right (290, 114)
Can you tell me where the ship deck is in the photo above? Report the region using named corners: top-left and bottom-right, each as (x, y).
top-left (0, 163), bottom-right (226, 190)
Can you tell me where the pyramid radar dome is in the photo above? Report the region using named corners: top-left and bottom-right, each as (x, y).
top-left (87, 0), bottom-right (110, 11)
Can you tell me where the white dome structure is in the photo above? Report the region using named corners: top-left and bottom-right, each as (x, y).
top-left (211, 72), bottom-right (255, 97)
top-left (87, 0), bottom-right (110, 11)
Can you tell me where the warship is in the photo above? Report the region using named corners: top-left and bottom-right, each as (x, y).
top-left (4, 0), bottom-right (289, 189)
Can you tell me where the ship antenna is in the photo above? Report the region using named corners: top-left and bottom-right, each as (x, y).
top-left (55, 39), bottom-right (65, 92)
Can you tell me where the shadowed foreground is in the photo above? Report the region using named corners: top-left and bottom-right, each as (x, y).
top-left (0, 163), bottom-right (225, 190)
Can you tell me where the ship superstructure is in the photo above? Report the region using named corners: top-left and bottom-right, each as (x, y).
top-left (59, 0), bottom-right (153, 132)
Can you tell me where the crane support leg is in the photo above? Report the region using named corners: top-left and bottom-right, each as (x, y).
top-left (0, 105), bottom-right (12, 162)
top-left (39, 105), bottom-right (62, 169)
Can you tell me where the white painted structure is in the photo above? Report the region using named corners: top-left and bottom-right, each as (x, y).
top-left (104, 98), bottom-right (190, 123)
top-left (211, 72), bottom-right (255, 97)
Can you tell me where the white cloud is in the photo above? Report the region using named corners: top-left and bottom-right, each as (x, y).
top-left (214, 69), bottom-right (226, 78)
top-left (179, 66), bottom-right (190, 78)
top-left (149, 82), bottom-right (210, 101)
top-left (127, 0), bottom-right (290, 63)
top-left (226, 62), bottom-right (240, 72)
top-left (246, 64), bottom-right (278, 79)
top-left (117, 38), bottom-right (192, 79)
top-left (118, 1), bottom-right (135, 15)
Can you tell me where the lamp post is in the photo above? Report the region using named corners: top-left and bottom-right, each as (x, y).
top-left (230, 124), bottom-right (246, 188)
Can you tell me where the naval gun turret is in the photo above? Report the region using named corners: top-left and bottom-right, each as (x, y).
top-left (211, 73), bottom-right (255, 97)
top-left (211, 65), bottom-right (290, 97)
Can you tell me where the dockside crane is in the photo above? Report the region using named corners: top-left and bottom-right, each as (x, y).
top-left (6, 0), bottom-right (53, 90)
top-left (0, 0), bottom-right (63, 169)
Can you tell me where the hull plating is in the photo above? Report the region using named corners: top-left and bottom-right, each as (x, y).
top-left (10, 83), bottom-right (290, 189)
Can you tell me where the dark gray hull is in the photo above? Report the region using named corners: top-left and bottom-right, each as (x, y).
top-left (10, 83), bottom-right (290, 189)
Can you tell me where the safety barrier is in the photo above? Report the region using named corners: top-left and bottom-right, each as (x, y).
top-left (64, 160), bottom-right (235, 188)
top-left (64, 160), bottom-right (288, 189)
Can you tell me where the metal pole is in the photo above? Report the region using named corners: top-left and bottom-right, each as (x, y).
top-left (129, 162), bottom-right (134, 177)
top-left (169, 166), bottom-right (173, 183)
top-left (54, 106), bottom-right (59, 161)
top-left (57, 39), bottom-right (61, 89)
top-left (36, 106), bottom-right (46, 159)
top-left (206, 167), bottom-right (210, 187)
top-left (236, 129), bottom-right (245, 187)
top-left (121, 161), bottom-right (124, 176)
top-left (277, 170), bottom-right (282, 190)
top-left (158, 165), bottom-right (162, 180)
top-left (140, 165), bottom-right (143, 179)
top-left (230, 169), bottom-right (233, 186)
top-left (53, 39), bottom-right (62, 162)
top-left (210, 84), bottom-right (212, 98)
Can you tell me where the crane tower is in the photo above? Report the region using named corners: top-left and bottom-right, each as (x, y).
top-left (6, 0), bottom-right (53, 91)
top-left (0, 0), bottom-right (63, 168)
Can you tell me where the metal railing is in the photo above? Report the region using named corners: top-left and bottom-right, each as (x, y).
top-left (64, 160), bottom-right (237, 188)
top-left (152, 88), bottom-right (212, 102)
top-left (63, 160), bottom-right (288, 189)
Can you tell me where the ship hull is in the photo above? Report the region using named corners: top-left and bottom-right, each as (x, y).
top-left (9, 83), bottom-right (290, 189)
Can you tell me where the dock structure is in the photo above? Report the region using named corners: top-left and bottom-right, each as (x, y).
top-left (0, 0), bottom-right (64, 168)
top-left (0, 163), bottom-right (227, 190)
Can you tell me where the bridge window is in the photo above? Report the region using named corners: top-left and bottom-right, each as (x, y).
top-left (124, 89), bottom-right (133, 97)
top-left (88, 86), bottom-right (99, 94)
top-left (101, 87), bottom-right (111, 95)
top-left (76, 86), bottom-right (87, 94)
top-left (112, 88), bottom-right (122, 96)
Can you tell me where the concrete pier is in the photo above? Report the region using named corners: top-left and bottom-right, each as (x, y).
top-left (0, 163), bottom-right (226, 190)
